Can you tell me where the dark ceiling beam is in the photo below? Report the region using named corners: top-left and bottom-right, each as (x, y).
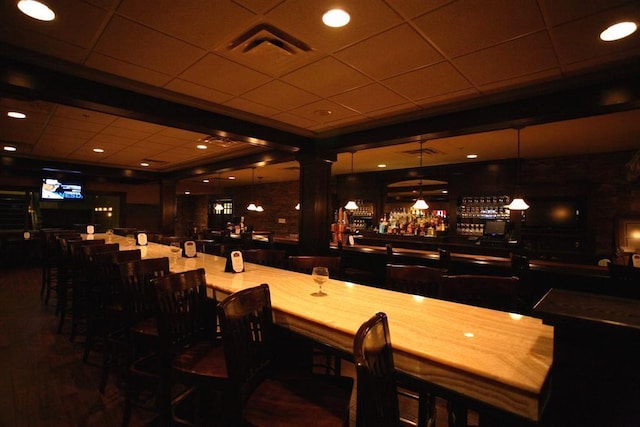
top-left (0, 50), bottom-right (310, 153)
top-left (163, 149), bottom-right (297, 181)
top-left (319, 59), bottom-right (640, 153)
top-left (1, 154), bottom-right (160, 183)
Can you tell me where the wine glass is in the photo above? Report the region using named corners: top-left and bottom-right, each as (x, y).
top-left (170, 241), bottom-right (182, 263)
top-left (311, 266), bottom-right (329, 297)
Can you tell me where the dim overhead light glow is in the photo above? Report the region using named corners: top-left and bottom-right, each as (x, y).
top-left (4, 145), bottom-right (17, 152)
top-left (247, 203), bottom-right (257, 211)
top-left (203, 179), bottom-right (210, 183)
top-left (600, 21), bottom-right (637, 41)
top-left (323, 9), bottom-right (350, 27)
top-left (467, 154), bottom-right (478, 159)
top-left (7, 111), bottom-right (26, 119)
top-left (197, 144), bottom-right (208, 150)
top-left (140, 162), bottom-right (149, 167)
top-left (17, 0), bottom-right (55, 21)
top-left (378, 164), bottom-right (387, 168)
top-left (93, 148), bottom-right (104, 153)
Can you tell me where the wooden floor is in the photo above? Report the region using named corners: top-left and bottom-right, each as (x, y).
top-left (0, 266), bottom-right (460, 426)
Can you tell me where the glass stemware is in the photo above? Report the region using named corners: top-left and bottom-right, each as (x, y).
top-left (170, 241), bottom-right (182, 263)
top-left (311, 266), bottom-right (329, 297)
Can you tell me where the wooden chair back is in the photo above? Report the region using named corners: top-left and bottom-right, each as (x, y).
top-left (118, 257), bottom-right (170, 324)
top-left (217, 284), bottom-right (273, 415)
top-left (153, 268), bottom-right (216, 353)
top-left (353, 312), bottom-right (401, 427)
top-left (439, 274), bottom-right (521, 313)
top-left (243, 249), bottom-right (287, 269)
top-left (385, 264), bottom-right (446, 297)
top-left (288, 256), bottom-right (341, 277)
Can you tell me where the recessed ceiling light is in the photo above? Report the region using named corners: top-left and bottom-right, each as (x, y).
top-left (140, 162), bottom-right (150, 167)
top-left (4, 146), bottom-right (17, 152)
top-left (377, 164), bottom-right (387, 168)
top-left (203, 179), bottom-right (210, 183)
top-left (228, 176), bottom-right (235, 180)
top-left (7, 111), bottom-right (26, 119)
top-left (93, 148), bottom-right (105, 153)
top-left (600, 21), bottom-right (637, 41)
top-left (467, 154), bottom-right (478, 159)
top-left (314, 109), bottom-right (332, 116)
top-left (17, 0), bottom-right (55, 21)
top-left (322, 9), bottom-right (350, 27)
top-left (197, 144), bottom-right (208, 150)
top-left (184, 191), bottom-right (190, 195)
top-left (442, 190), bottom-right (448, 194)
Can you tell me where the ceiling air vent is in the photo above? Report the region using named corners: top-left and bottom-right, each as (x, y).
top-left (227, 23), bottom-right (311, 57)
top-left (402, 147), bottom-right (442, 156)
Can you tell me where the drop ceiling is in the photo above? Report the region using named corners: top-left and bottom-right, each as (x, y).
top-left (1, 0), bottom-right (640, 189)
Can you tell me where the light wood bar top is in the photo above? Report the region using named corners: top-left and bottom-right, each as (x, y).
top-left (97, 234), bottom-right (553, 422)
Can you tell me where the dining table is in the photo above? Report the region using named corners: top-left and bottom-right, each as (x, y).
top-left (95, 232), bottom-right (554, 424)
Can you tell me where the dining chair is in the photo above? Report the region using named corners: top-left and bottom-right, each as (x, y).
top-left (119, 257), bottom-right (171, 426)
top-left (354, 312), bottom-right (435, 427)
top-left (152, 268), bottom-right (227, 426)
top-left (438, 274), bottom-right (522, 313)
top-left (217, 283), bottom-right (354, 427)
top-left (57, 238), bottom-right (105, 338)
top-left (385, 263), bottom-right (447, 297)
top-left (86, 249), bottom-right (142, 392)
top-left (242, 248), bottom-right (287, 268)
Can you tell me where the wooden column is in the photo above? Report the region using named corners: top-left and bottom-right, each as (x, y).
top-left (297, 151), bottom-right (335, 255)
top-left (160, 179), bottom-right (176, 236)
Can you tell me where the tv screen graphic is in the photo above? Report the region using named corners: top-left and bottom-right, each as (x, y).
top-left (41, 178), bottom-right (84, 200)
top-left (522, 197), bottom-right (584, 230)
top-left (484, 220), bottom-right (506, 237)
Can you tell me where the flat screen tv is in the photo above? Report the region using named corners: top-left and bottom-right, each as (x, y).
top-left (484, 220), bottom-right (506, 238)
top-left (522, 197), bottom-right (585, 231)
top-left (41, 178), bottom-right (84, 200)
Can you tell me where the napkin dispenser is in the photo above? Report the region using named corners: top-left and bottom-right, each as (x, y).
top-left (225, 250), bottom-right (244, 273)
top-left (136, 232), bottom-right (148, 246)
top-left (183, 240), bottom-right (197, 258)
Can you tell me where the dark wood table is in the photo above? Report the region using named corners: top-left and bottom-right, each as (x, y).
top-left (534, 288), bottom-right (640, 426)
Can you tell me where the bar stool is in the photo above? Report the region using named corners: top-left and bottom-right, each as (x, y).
top-left (385, 263), bottom-right (447, 297)
top-left (288, 255), bottom-right (341, 276)
top-left (217, 284), bottom-right (354, 426)
top-left (354, 312), bottom-right (436, 427)
top-left (242, 248), bottom-right (287, 268)
top-left (439, 274), bottom-right (522, 313)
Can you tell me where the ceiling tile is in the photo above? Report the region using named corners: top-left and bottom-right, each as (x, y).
top-left (178, 53), bottom-right (272, 95)
top-left (289, 99), bottom-right (360, 124)
top-left (385, 0), bottom-right (456, 19)
top-left (383, 62), bottom-right (472, 101)
top-left (99, 126), bottom-right (152, 141)
top-left (224, 97), bottom-right (281, 119)
top-left (85, 52), bottom-right (174, 86)
top-left (0, 27), bottom-right (88, 63)
top-left (269, 112), bottom-right (320, 129)
top-left (94, 16), bottom-right (206, 75)
top-left (265, 0), bottom-right (403, 53)
top-left (111, 117), bottom-right (166, 133)
top-left (54, 105), bottom-right (117, 125)
top-left (240, 80), bottom-right (320, 111)
top-left (117, 0), bottom-right (256, 49)
top-left (281, 57), bottom-right (372, 97)
top-left (453, 31), bottom-right (558, 86)
top-left (330, 83), bottom-right (409, 114)
top-left (550, 4), bottom-right (640, 67)
top-left (0, 1), bottom-right (111, 50)
top-left (164, 79), bottom-right (235, 105)
top-left (413, 0), bottom-right (545, 58)
top-left (232, 0), bottom-right (283, 14)
top-left (40, 125), bottom-right (95, 141)
top-left (478, 69), bottom-right (561, 95)
top-left (539, 0), bottom-right (634, 26)
top-left (335, 24), bottom-right (443, 80)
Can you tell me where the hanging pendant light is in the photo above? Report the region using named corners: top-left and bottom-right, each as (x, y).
top-left (255, 176), bottom-right (264, 212)
top-left (508, 127), bottom-right (530, 211)
top-left (344, 152), bottom-right (359, 210)
top-left (214, 173), bottom-right (224, 213)
top-left (247, 168), bottom-right (257, 211)
top-left (412, 141), bottom-right (429, 210)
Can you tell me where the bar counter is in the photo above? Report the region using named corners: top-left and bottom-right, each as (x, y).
top-left (98, 233), bottom-right (554, 423)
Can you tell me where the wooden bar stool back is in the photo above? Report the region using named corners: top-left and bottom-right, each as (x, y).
top-left (385, 263), bottom-right (447, 297)
top-left (218, 284), bottom-right (354, 426)
top-left (439, 274), bottom-right (521, 313)
top-left (288, 255), bottom-right (341, 276)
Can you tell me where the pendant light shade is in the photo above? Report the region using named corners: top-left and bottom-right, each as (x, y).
top-left (344, 152), bottom-right (359, 210)
top-left (508, 127), bottom-right (529, 211)
top-left (412, 141), bottom-right (429, 210)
